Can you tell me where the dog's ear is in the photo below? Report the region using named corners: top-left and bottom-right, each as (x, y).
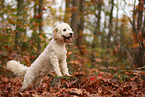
top-left (53, 28), bottom-right (58, 33)
top-left (53, 28), bottom-right (59, 40)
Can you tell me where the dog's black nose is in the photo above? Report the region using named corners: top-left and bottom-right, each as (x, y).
top-left (69, 33), bottom-right (73, 36)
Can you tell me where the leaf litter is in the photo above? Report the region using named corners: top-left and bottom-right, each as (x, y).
top-left (0, 70), bottom-right (145, 97)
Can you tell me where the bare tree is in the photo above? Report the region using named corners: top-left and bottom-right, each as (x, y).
top-left (107, 0), bottom-right (114, 47)
top-left (134, 0), bottom-right (144, 66)
top-left (91, 0), bottom-right (102, 67)
top-left (115, 0), bottom-right (119, 42)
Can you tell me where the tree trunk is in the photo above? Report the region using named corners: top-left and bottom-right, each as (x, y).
top-left (91, 1), bottom-right (102, 67)
top-left (64, 0), bottom-right (71, 23)
top-left (101, 15), bottom-right (107, 49)
top-left (71, 0), bottom-right (80, 44)
top-left (31, 2), bottom-right (37, 50)
top-left (115, 0), bottom-right (119, 43)
top-left (0, 0), bottom-right (4, 34)
top-left (15, 0), bottom-right (24, 50)
top-left (107, 0), bottom-right (114, 47)
top-left (135, 0), bottom-right (144, 67)
top-left (132, 0), bottom-right (136, 33)
top-left (76, 0), bottom-right (85, 55)
top-left (37, 0), bottom-right (43, 52)
top-left (142, 15), bottom-right (145, 38)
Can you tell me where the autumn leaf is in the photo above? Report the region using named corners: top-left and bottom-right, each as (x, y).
top-left (98, 74), bottom-right (101, 77)
top-left (74, 60), bottom-right (81, 65)
top-left (42, 7), bottom-right (47, 10)
top-left (94, 58), bottom-right (102, 62)
top-left (32, 94), bottom-right (40, 97)
top-left (35, 15), bottom-right (41, 19)
top-left (67, 51), bottom-right (72, 55)
top-left (33, 22), bottom-right (39, 26)
top-left (142, 72), bottom-right (145, 75)
top-left (2, 77), bottom-right (9, 83)
top-left (24, 56), bottom-right (31, 67)
top-left (89, 76), bottom-right (96, 81)
top-left (71, 7), bottom-right (77, 12)
top-left (133, 43), bottom-right (139, 48)
top-left (97, 31), bottom-right (102, 34)
top-left (70, 88), bottom-right (83, 95)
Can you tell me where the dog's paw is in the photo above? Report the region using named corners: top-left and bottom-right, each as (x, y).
top-left (19, 89), bottom-right (24, 93)
top-left (57, 74), bottom-right (63, 77)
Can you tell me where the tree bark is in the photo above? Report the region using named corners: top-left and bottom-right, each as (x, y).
top-left (31, 2), bottom-right (37, 49)
top-left (76, 0), bottom-right (85, 55)
top-left (91, 0), bottom-right (102, 67)
top-left (37, 0), bottom-right (43, 52)
top-left (15, 0), bottom-right (24, 50)
top-left (107, 0), bottom-right (114, 47)
top-left (115, 0), bottom-right (119, 43)
top-left (64, 0), bottom-right (71, 23)
top-left (0, 0), bottom-right (4, 34)
top-left (135, 0), bottom-right (144, 67)
top-left (71, 0), bottom-right (80, 44)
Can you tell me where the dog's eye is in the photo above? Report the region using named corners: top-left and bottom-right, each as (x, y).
top-left (63, 29), bottom-right (66, 31)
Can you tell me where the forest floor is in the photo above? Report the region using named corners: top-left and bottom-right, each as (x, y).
top-left (0, 68), bottom-right (145, 97)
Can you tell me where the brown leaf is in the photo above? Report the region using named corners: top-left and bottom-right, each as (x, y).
top-left (74, 60), bottom-right (81, 65)
top-left (41, 92), bottom-right (55, 97)
top-left (42, 7), bottom-right (47, 10)
top-left (32, 94), bottom-right (40, 97)
top-left (93, 58), bottom-right (102, 62)
top-left (2, 77), bottom-right (9, 83)
top-left (70, 88), bottom-right (83, 95)
top-left (71, 7), bottom-right (77, 12)
top-left (89, 76), bottom-right (96, 81)
top-left (24, 56), bottom-right (31, 67)
top-left (35, 15), bottom-right (41, 19)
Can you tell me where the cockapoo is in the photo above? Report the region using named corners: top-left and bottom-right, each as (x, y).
top-left (7, 23), bottom-right (73, 91)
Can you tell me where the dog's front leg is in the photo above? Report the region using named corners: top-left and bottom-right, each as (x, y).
top-left (60, 57), bottom-right (70, 76)
top-left (51, 58), bottom-right (63, 76)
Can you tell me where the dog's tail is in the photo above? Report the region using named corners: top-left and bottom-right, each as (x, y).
top-left (7, 60), bottom-right (29, 77)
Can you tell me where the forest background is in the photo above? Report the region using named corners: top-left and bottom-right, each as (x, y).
top-left (0, 0), bottom-right (145, 96)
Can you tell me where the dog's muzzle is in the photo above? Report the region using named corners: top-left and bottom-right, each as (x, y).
top-left (63, 33), bottom-right (73, 42)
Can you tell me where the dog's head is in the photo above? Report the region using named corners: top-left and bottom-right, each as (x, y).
top-left (53, 23), bottom-right (74, 43)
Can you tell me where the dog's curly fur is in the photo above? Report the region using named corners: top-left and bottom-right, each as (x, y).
top-left (7, 23), bottom-right (73, 92)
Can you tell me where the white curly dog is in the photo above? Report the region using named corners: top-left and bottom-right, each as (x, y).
top-left (7, 23), bottom-right (73, 92)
